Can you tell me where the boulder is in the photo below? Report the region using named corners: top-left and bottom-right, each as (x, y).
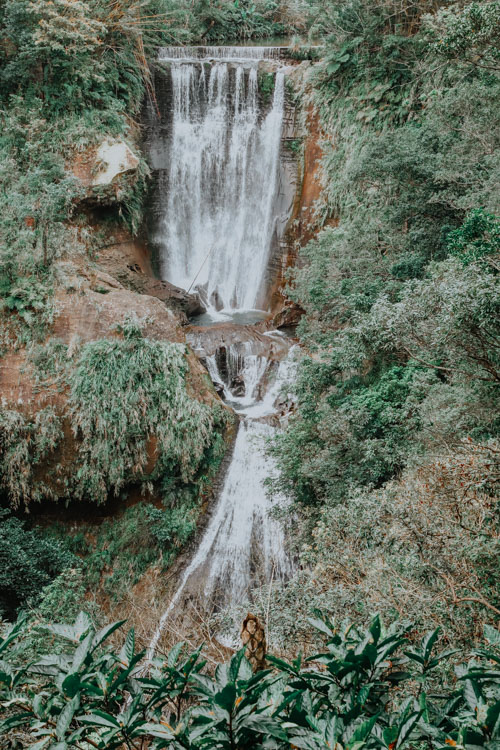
top-left (73, 139), bottom-right (141, 203)
top-left (95, 226), bottom-right (206, 321)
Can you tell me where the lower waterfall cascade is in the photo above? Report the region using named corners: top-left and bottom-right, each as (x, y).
top-left (148, 336), bottom-right (297, 656)
top-left (146, 46), bottom-right (299, 654)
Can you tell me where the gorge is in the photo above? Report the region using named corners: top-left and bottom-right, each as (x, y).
top-left (143, 45), bottom-right (303, 645)
top-left (1, 3), bottom-right (499, 747)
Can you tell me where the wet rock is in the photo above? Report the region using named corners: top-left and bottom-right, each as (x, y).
top-left (95, 227), bottom-right (206, 321)
top-left (230, 374), bottom-right (245, 397)
top-left (187, 323), bottom-right (291, 362)
top-left (214, 382), bottom-right (226, 399)
top-left (268, 301), bottom-right (304, 330)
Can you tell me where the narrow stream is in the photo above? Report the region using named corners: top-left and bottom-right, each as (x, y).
top-left (145, 47), bottom-right (297, 652)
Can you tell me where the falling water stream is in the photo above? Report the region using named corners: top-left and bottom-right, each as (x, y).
top-left (150, 47), bottom-right (286, 315)
top-left (146, 47), bottom-right (296, 654)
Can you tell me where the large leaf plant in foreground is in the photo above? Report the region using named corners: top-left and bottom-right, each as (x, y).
top-left (0, 611), bottom-right (499, 749)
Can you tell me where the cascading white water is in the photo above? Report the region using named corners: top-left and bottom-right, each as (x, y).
top-left (146, 48), bottom-right (296, 658)
top-left (153, 53), bottom-right (285, 313)
top-left (148, 342), bottom-right (296, 657)
top-left (159, 46), bottom-right (284, 62)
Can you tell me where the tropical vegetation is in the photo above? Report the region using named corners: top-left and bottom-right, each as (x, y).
top-left (0, 1), bottom-right (498, 747)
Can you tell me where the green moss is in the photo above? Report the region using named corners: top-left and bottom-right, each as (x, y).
top-left (285, 138), bottom-right (303, 155)
top-left (258, 71), bottom-right (276, 104)
top-left (0, 510), bottom-right (77, 617)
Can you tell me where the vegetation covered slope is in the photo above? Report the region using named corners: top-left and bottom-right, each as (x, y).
top-left (264, 0), bottom-right (499, 648)
top-left (0, 2), bottom-right (498, 746)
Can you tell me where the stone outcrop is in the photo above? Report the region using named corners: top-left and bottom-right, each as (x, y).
top-left (95, 226), bottom-right (206, 321)
top-left (73, 139), bottom-right (141, 203)
top-left (187, 323), bottom-right (291, 362)
top-left (266, 63), bottom-right (327, 325)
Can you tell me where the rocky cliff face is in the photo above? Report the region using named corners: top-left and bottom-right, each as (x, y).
top-left (0, 58), bottom-right (324, 511)
top-left (0, 141), bottom-right (224, 511)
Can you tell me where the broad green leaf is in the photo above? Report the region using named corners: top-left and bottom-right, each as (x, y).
top-left (167, 642), bottom-right (184, 668)
top-left (307, 617), bottom-right (334, 638)
top-left (56, 696), bottom-right (79, 741)
top-left (72, 631), bottom-right (93, 672)
top-left (486, 700), bottom-right (500, 737)
top-left (396, 711), bottom-right (422, 748)
top-left (42, 624), bottom-right (78, 643)
top-left (0, 713), bottom-right (32, 734)
top-left (74, 612), bottom-right (92, 640)
top-left (349, 714), bottom-right (379, 743)
top-left (62, 673), bottom-right (81, 698)
top-left (214, 682), bottom-right (237, 712)
top-left (369, 614), bottom-right (381, 644)
top-left (27, 739), bottom-right (51, 750)
top-left (138, 722), bottom-right (175, 739)
top-left (77, 710), bottom-right (120, 729)
top-left (242, 714), bottom-right (288, 740)
top-left (421, 628), bottom-right (440, 662)
top-left (92, 620), bottom-right (127, 652)
top-left (463, 679), bottom-right (482, 714)
top-left (119, 628), bottom-right (135, 667)
top-left (327, 62), bottom-right (341, 74)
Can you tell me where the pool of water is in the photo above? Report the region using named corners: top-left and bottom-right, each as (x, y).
top-left (190, 308), bottom-right (270, 327)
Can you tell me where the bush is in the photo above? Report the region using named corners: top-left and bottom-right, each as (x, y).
top-left (1, 611), bottom-right (499, 748)
top-left (67, 335), bottom-right (227, 504)
top-left (0, 511), bottom-right (77, 617)
top-left (0, 408), bottom-right (62, 508)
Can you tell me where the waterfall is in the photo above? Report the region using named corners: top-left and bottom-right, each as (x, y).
top-left (158, 46), bottom-right (285, 62)
top-left (151, 53), bottom-right (286, 313)
top-left (145, 47), bottom-right (296, 657)
top-left (147, 342), bottom-right (296, 657)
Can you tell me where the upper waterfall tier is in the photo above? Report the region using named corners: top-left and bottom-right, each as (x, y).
top-left (145, 57), bottom-right (286, 315)
top-left (158, 46), bottom-right (286, 62)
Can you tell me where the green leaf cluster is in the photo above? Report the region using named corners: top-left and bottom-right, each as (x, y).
top-left (0, 511), bottom-right (77, 618)
top-left (1, 612), bottom-right (500, 748)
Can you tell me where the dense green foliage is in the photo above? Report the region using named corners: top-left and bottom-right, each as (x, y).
top-left (0, 511), bottom-right (77, 618)
top-left (67, 334), bottom-right (225, 504)
top-left (2, 612), bottom-right (500, 749)
top-left (47, 500), bottom-right (205, 603)
top-left (268, 0), bottom-right (500, 645)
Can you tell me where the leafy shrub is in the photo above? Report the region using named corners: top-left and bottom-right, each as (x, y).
top-left (1, 611), bottom-right (499, 748)
top-left (447, 209), bottom-right (500, 266)
top-left (258, 71), bottom-right (276, 104)
top-left (429, 0), bottom-right (500, 68)
top-left (66, 335), bottom-right (226, 504)
top-left (0, 511), bottom-right (77, 617)
top-left (0, 408), bottom-right (62, 508)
